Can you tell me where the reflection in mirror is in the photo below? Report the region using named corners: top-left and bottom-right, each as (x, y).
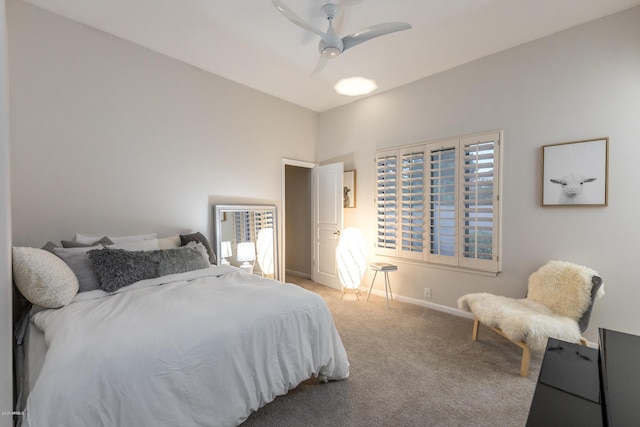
top-left (213, 205), bottom-right (280, 281)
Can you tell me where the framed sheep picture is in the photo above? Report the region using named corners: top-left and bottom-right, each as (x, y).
top-left (542, 137), bottom-right (608, 207)
top-left (343, 170), bottom-right (356, 208)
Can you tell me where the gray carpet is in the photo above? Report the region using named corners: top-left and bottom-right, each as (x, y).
top-left (242, 276), bottom-right (541, 427)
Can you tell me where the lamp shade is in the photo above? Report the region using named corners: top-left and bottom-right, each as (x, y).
top-left (221, 241), bottom-right (232, 258)
top-left (336, 228), bottom-right (367, 290)
top-left (256, 228), bottom-right (274, 275)
top-left (236, 242), bottom-right (256, 262)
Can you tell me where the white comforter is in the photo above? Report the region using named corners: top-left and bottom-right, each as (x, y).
top-left (23, 267), bottom-right (349, 427)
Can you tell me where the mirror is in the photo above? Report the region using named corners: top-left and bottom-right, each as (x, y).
top-left (213, 204), bottom-right (280, 281)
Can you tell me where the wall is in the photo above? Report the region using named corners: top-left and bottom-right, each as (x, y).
top-left (0, 0), bottom-right (12, 423)
top-left (317, 7), bottom-right (640, 342)
top-left (5, 2), bottom-right (317, 413)
top-left (284, 165), bottom-right (311, 277)
top-left (7, 0), bottom-right (317, 247)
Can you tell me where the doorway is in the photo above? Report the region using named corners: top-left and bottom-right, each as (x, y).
top-left (282, 159), bottom-right (344, 288)
top-left (283, 161), bottom-right (313, 279)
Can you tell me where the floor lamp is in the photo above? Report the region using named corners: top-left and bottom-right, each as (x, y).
top-left (236, 242), bottom-right (256, 274)
top-left (335, 228), bottom-right (367, 299)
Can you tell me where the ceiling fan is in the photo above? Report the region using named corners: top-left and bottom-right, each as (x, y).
top-left (272, 0), bottom-right (411, 72)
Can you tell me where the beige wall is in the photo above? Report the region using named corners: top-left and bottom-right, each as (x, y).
top-left (4, 2), bottom-right (318, 412)
top-left (317, 7), bottom-right (640, 342)
top-left (0, 0), bottom-right (12, 423)
top-left (4, 5), bottom-right (639, 406)
top-left (7, 0), bottom-right (317, 247)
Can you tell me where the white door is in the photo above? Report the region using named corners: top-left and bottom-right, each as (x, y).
top-left (312, 162), bottom-right (343, 289)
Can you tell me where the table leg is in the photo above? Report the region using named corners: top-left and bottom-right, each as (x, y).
top-left (367, 271), bottom-right (378, 301)
top-left (384, 272), bottom-right (391, 308)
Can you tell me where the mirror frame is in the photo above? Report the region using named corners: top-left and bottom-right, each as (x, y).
top-left (213, 204), bottom-right (280, 281)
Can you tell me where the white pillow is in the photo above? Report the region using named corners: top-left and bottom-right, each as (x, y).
top-left (75, 233), bottom-right (157, 244)
top-left (13, 247), bottom-right (79, 308)
top-left (107, 239), bottom-right (160, 251)
top-left (158, 235), bottom-right (181, 249)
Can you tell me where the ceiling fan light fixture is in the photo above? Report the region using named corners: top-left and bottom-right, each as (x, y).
top-left (334, 77), bottom-right (378, 96)
top-left (273, 0), bottom-right (411, 73)
top-left (321, 46), bottom-right (342, 58)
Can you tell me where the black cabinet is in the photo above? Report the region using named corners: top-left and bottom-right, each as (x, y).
top-left (527, 329), bottom-right (640, 427)
top-left (527, 339), bottom-right (602, 427)
top-left (599, 329), bottom-right (640, 427)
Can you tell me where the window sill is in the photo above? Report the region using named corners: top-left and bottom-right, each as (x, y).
top-left (372, 255), bottom-right (501, 277)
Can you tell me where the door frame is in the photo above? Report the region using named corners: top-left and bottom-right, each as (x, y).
top-left (281, 158), bottom-right (316, 280)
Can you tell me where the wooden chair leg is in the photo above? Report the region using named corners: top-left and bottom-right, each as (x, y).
top-left (472, 317), bottom-right (480, 341)
top-left (472, 318), bottom-right (532, 377)
top-left (520, 345), bottom-right (531, 377)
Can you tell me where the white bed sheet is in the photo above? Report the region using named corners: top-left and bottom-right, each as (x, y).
top-left (22, 266), bottom-right (349, 427)
top-left (24, 323), bottom-right (45, 400)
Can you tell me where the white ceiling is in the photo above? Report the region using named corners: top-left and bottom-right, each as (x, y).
top-left (21, 0), bottom-right (640, 112)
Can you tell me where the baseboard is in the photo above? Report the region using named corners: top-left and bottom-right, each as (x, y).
top-left (286, 270), bottom-right (311, 279)
top-left (366, 289), bottom-right (474, 319)
top-left (367, 289), bottom-right (599, 348)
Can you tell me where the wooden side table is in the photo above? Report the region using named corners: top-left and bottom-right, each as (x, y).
top-left (367, 263), bottom-right (397, 308)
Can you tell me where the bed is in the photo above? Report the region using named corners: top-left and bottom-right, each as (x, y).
top-left (13, 234), bottom-right (349, 427)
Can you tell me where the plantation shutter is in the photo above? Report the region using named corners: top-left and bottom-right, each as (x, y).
top-left (234, 212), bottom-right (252, 243)
top-left (375, 152), bottom-right (398, 256)
top-left (459, 133), bottom-right (500, 271)
top-left (374, 131), bottom-right (501, 274)
top-left (428, 141), bottom-right (458, 265)
top-left (253, 211), bottom-right (274, 240)
top-left (400, 149), bottom-right (425, 259)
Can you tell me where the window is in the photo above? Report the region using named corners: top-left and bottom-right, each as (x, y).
top-left (234, 211), bottom-right (274, 243)
top-left (375, 131), bottom-right (502, 273)
top-left (400, 149), bottom-right (425, 260)
top-left (429, 142), bottom-right (457, 265)
top-left (375, 154), bottom-right (398, 255)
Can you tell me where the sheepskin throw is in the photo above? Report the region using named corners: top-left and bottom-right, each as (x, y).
top-left (458, 260), bottom-right (603, 352)
top-left (526, 260), bottom-right (598, 320)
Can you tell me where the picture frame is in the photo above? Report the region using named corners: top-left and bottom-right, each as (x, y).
top-left (542, 137), bottom-right (608, 207)
top-left (343, 170), bottom-right (356, 208)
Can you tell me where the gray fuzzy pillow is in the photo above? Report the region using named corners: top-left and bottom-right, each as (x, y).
top-left (88, 248), bottom-right (160, 293)
top-left (156, 243), bottom-right (210, 276)
top-left (88, 244), bottom-right (211, 293)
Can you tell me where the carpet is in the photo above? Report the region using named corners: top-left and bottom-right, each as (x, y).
top-left (241, 276), bottom-right (541, 426)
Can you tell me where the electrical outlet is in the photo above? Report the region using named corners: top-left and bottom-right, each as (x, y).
top-left (424, 288), bottom-right (432, 299)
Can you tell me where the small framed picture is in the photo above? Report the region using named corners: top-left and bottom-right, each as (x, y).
top-left (542, 138), bottom-right (608, 207)
top-left (343, 170), bottom-right (356, 208)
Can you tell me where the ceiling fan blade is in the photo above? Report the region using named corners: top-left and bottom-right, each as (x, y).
top-left (332, 5), bottom-right (349, 38)
top-left (272, 0), bottom-right (326, 39)
top-left (311, 56), bottom-right (328, 76)
top-left (342, 22), bottom-right (411, 51)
